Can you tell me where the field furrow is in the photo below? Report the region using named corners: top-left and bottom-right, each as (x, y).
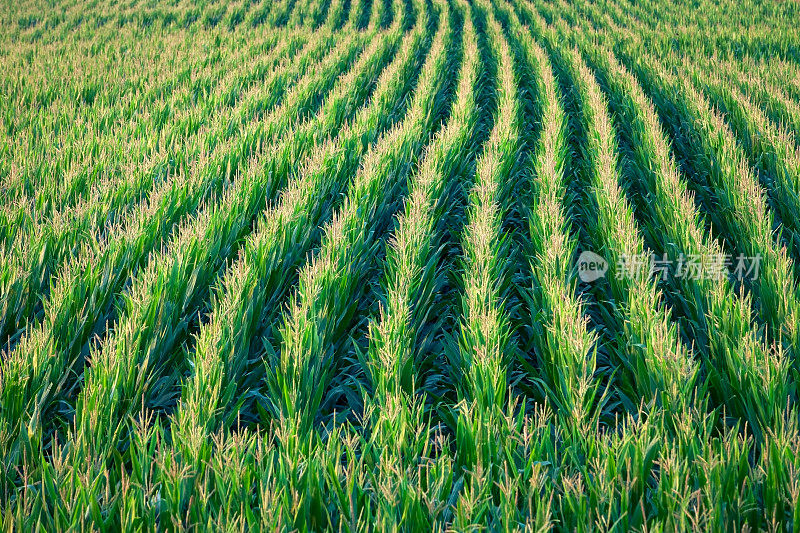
top-left (358, 1), bottom-right (481, 527)
top-left (0, 32), bottom-right (317, 349)
top-left (257, 2), bottom-right (456, 526)
top-left (446, 2), bottom-right (527, 528)
top-left (156, 11), bottom-right (432, 525)
top-left (532, 0), bottom-right (794, 439)
top-left (630, 56), bottom-right (800, 361)
top-left (690, 67), bottom-right (800, 271)
top-left (0, 22), bottom-right (384, 499)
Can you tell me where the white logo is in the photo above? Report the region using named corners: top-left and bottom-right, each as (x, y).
top-left (577, 251), bottom-right (608, 283)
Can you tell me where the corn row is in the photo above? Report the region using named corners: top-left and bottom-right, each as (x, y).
top-left (1, 29), bottom-right (292, 218)
top-left (254, 0), bottom-right (454, 527)
top-left (539, 29), bottom-right (698, 418)
top-left (493, 0), bottom-right (599, 433)
top-left (0, 32), bottom-right (312, 349)
top-left (690, 66), bottom-right (800, 271)
top-left (536, 0), bottom-right (793, 438)
top-left (0, 27), bottom-right (370, 496)
top-left (264, 0), bottom-right (452, 436)
top-left (360, 0), bottom-right (479, 527)
top-left (447, 2), bottom-right (525, 529)
top-left (161, 8), bottom-right (425, 523)
top-left (51, 16), bottom-right (398, 476)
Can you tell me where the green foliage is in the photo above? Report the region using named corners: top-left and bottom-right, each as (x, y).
top-left (2, 0), bottom-right (800, 529)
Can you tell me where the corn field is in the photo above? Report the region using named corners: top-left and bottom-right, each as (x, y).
top-left (2, 0), bottom-right (800, 529)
